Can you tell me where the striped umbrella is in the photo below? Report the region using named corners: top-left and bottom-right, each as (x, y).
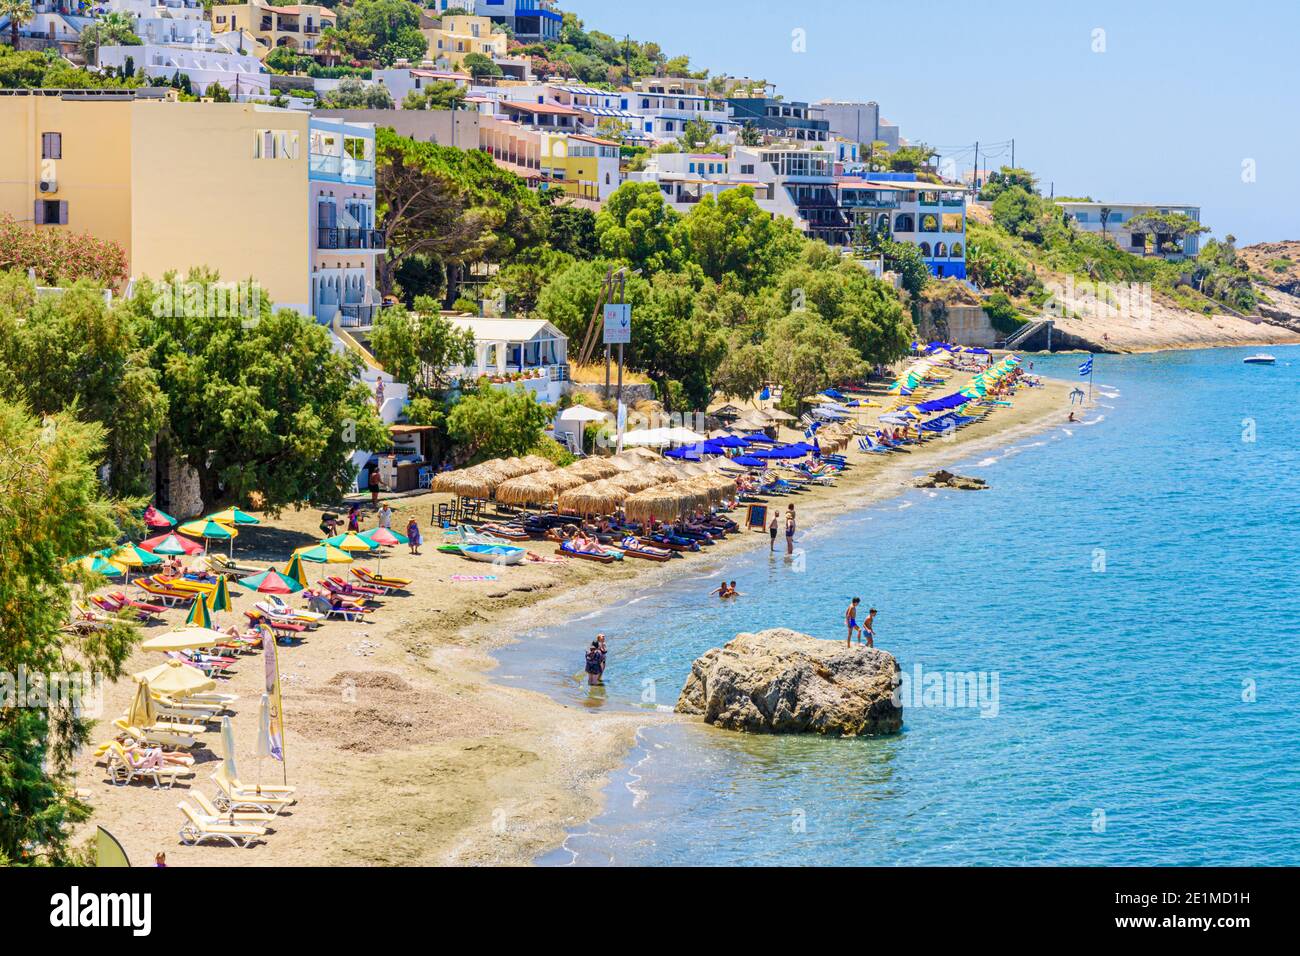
top-left (110, 544), bottom-right (162, 585)
top-left (237, 568), bottom-right (305, 595)
top-left (141, 505), bottom-right (176, 529)
top-left (140, 628), bottom-right (228, 652)
top-left (206, 506), bottom-right (261, 526)
top-left (185, 592), bottom-right (213, 629)
top-left (179, 519), bottom-right (239, 555)
top-left (147, 533), bottom-right (199, 557)
top-left (322, 532), bottom-right (377, 554)
top-left (66, 553), bottom-right (125, 578)
top-left (359, 527), bottom-right (406, 570)
top-left (208, 574), bottom-right (233, 613)
top-left (284, 553), bottom-right (308, 588)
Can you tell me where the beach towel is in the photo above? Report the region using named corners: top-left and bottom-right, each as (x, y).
top-left (450, 574), bottom-right (498, 582)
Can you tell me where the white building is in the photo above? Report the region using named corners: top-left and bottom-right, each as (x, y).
top-left (425, 0), bottom-right (562, 42)
top-left (371, 66), bottom-right (471, 107)
top-left (1055, 201), bottom-right (1203, 259)
top-left (97, 43), bottom-right (270, 96)
top-left (629, 89), bottom-right (735, 144)
top-left (448, 317), bottom-right (569, 404)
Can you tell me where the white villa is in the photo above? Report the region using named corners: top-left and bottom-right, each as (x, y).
top-left (1055, 201), bottom-right (1203, 259)
top-left (448, 317), bottom-right (569, 403)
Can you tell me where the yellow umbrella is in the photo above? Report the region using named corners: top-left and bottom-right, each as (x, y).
top-left (179, 519), bottom-right (239, 556)
top-left (284, 552), bottom-right (308, 587)
top-left (140, 629), bottom-right (228, 653)
top-left (125, 680), bottom-right (157, 730)
top-left (322, 532), bottom-right (377, 554)
top-left (185, 591), bottom-right (213, 628)
top-left (205, 506), bottom-right (260, 526)
top-left (132, 660), bottom-right (216, 698)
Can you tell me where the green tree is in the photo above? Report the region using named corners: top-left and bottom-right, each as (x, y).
top-left (763, 311), bottom-right (865, 412)
top-left (774, 257), bottom-right (912, 365)
top-left (77, 11), bottom-right (140, 63)
top-left (129, 271), bottom-right (387, 511)
top-left (204, 81), bottom-right (231, 102)
top-left (1125, 211), bottom-right (1208, 256)
top-left (2, 0), bottom-right (34, 51)
top-left (991, 186), bottom-right (1044, 241)
top-left (593, 181), bottom-right (683, 275)
top-left (461, 51), bottom-right (503, 80)
top-left (978, 166), bottom-right (1038, 202)
top-left (318, 75), bottom-right (393, 109)
top-left (370, 298), bottom-right (476, 394)
top-left (632, 272), bottom-right (727, 410)
top-left (680, 187), bottom-right (803, 292)
top-left (0, 402), bottom-right (140, 865)
top-left (712, 340), bottom-right (767, 404)
top-left (402, 80), bottom-right (466, 111)
top-left (543, 199), bottom-right (599, 258)
top-left (337, 0), bottom-right (426, 66)
top-left (447, 387), bottom-right (551, 463)
top-left (486, 248), bottom-right (575, 319)
top-left (535, 257), bottom-right (649, 345)
top-left (0, 273), bottom-right (167, 496)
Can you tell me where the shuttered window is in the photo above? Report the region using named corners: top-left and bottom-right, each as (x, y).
top-left (34, 200), bottom-right (66, 225)
top-left (41, 132), bottom-right (62, 159)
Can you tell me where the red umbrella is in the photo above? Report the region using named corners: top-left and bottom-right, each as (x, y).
top-left (142, 505), bottom-right (177, 529)
top-left (140, 532), bottom-right (204, 556)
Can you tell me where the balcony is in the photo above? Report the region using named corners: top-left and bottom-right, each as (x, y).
top-left (338, 303), bottom-right (379, 327)
top-left (309, 153), bottom-right (375, 183)
top-left (318, 227), bottom-right (386, 251)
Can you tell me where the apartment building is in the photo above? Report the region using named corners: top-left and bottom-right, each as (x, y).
top-left (630, 89), bottom-right (734, 143)
top-left (626, 151), bottom-right (773, 210)
top-left (841, 173), bottom-right (968, 279)
top-left (0, 92), bottom-right (382, 316)
top-left (422, 14), bottom-right (509, 71)
top-left (210, 1), bottom-right (336, 58)
top-left (1054, 201), bottom-right (1203, 259)
top-left (726, 97), bottom-right (831, 143)
top-left (469, 0), bottom-right (562, 42)
top-left (0, 1), bottom-right (95, 57)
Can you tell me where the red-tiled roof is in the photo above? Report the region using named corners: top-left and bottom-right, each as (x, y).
top-left (499, 101), bottom-right (581, 116)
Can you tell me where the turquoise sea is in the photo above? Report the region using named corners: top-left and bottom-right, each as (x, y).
top-left (495, 346), bottom-right (1300, 866)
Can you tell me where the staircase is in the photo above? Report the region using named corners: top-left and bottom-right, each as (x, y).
top-left (1001, 319), bottom-right (1054, 351)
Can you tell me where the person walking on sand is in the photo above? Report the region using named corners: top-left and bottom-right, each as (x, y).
top-left (369, 467), bottom-right (384, 508)
top-left (406, 517), bottom-right (422, 555)
top-left (769, 514), bottom-right (779, 551)
top-left (785, 505), bottom-right (796, 556)
top-left (845, 597), bottom-right (862, 646)
top-left (347, 504), bottom-right (360, 533)
top-left (861, 607), bottom-right (877, 648)
top-left (378, 502), bottom-right (393, 530)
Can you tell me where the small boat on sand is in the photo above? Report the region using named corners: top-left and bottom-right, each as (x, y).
top-left (461, 543), bottom-right (527, 566)
top-left (1243, 354), bottom-right (1276, 365)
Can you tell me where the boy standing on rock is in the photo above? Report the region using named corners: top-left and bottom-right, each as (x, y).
top-left (845, 597), bottom-right (862, 647)
top-left (861, 607), bottom-right (877, 648)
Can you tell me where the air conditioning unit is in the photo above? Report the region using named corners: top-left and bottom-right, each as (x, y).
top-left (39, 177), bottom-right (57, 193)
top-left (39, 160), bottom-right (57, 193)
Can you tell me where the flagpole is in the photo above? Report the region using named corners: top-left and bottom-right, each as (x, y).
top-left (1089, 353), bottom-right (1094, 404)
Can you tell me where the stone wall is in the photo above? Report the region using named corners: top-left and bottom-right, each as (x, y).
top-left (918, 304), bottom-right (999, 347)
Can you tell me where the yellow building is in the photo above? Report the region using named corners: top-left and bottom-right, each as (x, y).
top-left (422, 14), bottom-right (509, 70)
top-left (543, 133), bottom-right (622, 202)
top-left (211, 2), bottom-right (337, 59)
top-left (0, 93), bottom-right (311, 311)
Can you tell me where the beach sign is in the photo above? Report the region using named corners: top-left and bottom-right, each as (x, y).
top-left (603, 303), bottom-right (631, 345)
top-left (746, 503), bottom-right (769, 531)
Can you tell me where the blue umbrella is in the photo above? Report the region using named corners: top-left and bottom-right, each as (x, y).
top-left (731, 455), bottom-right (769, 467)
top-left (663, 445), bottom-right (704, 460)
top-left (708, 435), bottom-right (749, 449)
top-left (741, 432), bottom-right (778, 445)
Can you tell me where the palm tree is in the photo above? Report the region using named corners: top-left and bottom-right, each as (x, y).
top-left (78, 11), bottom-right (138, 64)
top-left (1099, 206), bottom-right (1112, 240)
top-left (2, 0), bottom-right (35, 50)
top-left (317, 25), bottom-right (342, 67)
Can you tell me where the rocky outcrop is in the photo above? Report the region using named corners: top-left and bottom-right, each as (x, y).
top-left (675, 629), bottom-right (902, 737)
top-left (914, 469), bottom-right (988, 490)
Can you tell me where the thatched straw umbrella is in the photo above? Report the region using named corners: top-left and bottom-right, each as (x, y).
top-left (558, 480), bottom-right (628, 516)
top-left (495, 472), bottom-right (560, 507)
top-left (543, 469), bottom-right (588, 493)
top-left (609, 471), bottom-right (662, 493)
top-left (624, 481), bottom-right (706, 524)
top-left (565, 457), bottom-right (621, 481)
top-left (622, 446), bottom-right (663, 462)
top-left (519, 454), bottom-right (558, 473)
top-left (431, 466), bottom-right (497, 499)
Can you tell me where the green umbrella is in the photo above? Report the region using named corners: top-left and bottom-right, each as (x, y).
top-left (149, 533), bottom-right (195, 557)
top-left (66, 553), bottom-right (125, 578)
top-left (322, 532), bottom-right (377, 553)
top-left (237, 568), bottom-right (305, 595)
top-left (179, 519), bottom-right (239, 556)
top-left (284, 553), bottom-right (308, 587)
top-left (206, 507), bottom-right (261, 526)
top-left (185, 591), bottom-right (213, 629)
top-left (209, 574), bottom-right (233, 613)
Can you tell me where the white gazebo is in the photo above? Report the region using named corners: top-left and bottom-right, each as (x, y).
top-left (449, 317), bottom-right (569, 402)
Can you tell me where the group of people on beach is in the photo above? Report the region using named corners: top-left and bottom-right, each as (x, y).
top-left (769, 504), bottom-right (798, 555)
top-left (320, 502), bottom-right (423, 555)
top-left (845, 597), bottom-right (877, 648)
top-left (584, 633), bottom-right (608, 685)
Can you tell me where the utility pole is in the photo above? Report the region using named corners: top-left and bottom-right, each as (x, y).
top-left (1011, 137), bottom-right (1015, 170)
top-left (973, 141), bottom-right (979, 191)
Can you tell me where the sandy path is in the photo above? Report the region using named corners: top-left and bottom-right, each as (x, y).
top-left (76, 370), bottom-right (1073, 866)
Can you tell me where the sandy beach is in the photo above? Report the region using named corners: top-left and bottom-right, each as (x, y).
top-left (75, 368), bottom-right (1073, 866)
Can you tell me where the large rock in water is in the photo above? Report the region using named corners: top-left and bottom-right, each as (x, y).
top-left (675, 628), bottom-right (902, 736)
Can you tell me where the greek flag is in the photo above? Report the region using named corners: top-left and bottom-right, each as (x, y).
top-left (1078, 356), bottom-right (1093, 377)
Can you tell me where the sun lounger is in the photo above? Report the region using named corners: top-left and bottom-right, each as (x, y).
top-left (177, 801), bottom-right (267, 848)
top-left (352, 567), bottom-right (412, 590)
top-left (156, 575), bottom-right (217, 595)
top-left (136, 578), bottom-right (195, 605)
top-left (104, 743), bottom-right (195, 789)
top-left (211, 768), bottom-right (296, 814)
top-left (190, 791), bottom-right (278, 827)
top-left (325, 575), bottom-right (384, 598)
top-left (207, 553), bottom-right (265, 577)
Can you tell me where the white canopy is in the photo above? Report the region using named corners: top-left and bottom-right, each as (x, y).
top-left (558, 405), bottom-right (610, 423)
top-left (621, 426), bottom-right (706, 447)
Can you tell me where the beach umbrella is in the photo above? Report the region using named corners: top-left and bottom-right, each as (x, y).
top-left (205, 506), bottom-right (261, 526)
top-left (363, 527), bottom-right (408, 547)
top-left (147, 533), bottom-right (199, 557)
top-left (141, 505), bottom-right (176, 529)
top-left (220, 715), bottom-right (239, 782)
top-left (707, 435), bottom-right (749, 449)
top-left (208, 574), bottom-right (233, 613)
top-left (66, 553), bottom-right (125, 578)
top-left (140, 628), bottom-right (228, 652)
top-left (179, 519), bottom-right (239, 555)
top-left (132, 659), bottom-right (216, 698)
top-left (108, 543), bottom-right (162, 585)
top-left (185, 592), bottom-right (213, 629)
top-left (237, 568), bottom-right (305, 595)
top-left (731, 455), bottom-right (768, 468)
top-left (495, 472), bottom-right (559, 507)
top-left (431, 466), bottom-right (496, 499)
top-left (283, 553), bottom-right (308, 588)
top-left (125, 680), bottom-right (157, 731)
top-left (559, 480), bottom-right (628, 517)
top-left (322, 532), bottom-right (377, 554)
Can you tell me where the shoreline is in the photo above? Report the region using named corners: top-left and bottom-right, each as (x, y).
top-left (76, 372), bottom-right (1074, 867)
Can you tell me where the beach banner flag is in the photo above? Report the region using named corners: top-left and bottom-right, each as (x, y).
top-left (1079, 356), bottom-right (1094, 377)
top-left (263, 628), bottom-right (285, 764)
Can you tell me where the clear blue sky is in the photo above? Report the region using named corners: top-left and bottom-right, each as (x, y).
top-left (562, 0), bottom-right (1299, 245)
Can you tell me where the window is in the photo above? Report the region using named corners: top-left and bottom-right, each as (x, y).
top-left (42, 132), bottom-right (62, 160)
top-left (34, 200), bottom-right (67, 225)
top-left (740, 164), bottom-right (754, 175)
top-left (255, 129), bottom-right (300, 159)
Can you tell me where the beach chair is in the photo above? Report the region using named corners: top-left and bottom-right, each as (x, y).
top-left (104, 743), bottom-right (195, 789)
top-left (137, 578), bottom-right (195, 606)
top-left (211, 768), bottom-right (296, 814)
top-left (110, 718), bottom-right (197, 752)
top-left (324, 576), bottom-right (384, 600)
top-left (190, 791), bottom-right (278, 827)
top-left (208, 553), bottom-right (265, 577)
top-left (109, 590), bottom-right (167, 618)
top-left (151, 693), bottom-right (226, 723)
top-left (177, 801), bottom-right (267, 848)
top-left (352, 567), bottom-right (412, 591)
